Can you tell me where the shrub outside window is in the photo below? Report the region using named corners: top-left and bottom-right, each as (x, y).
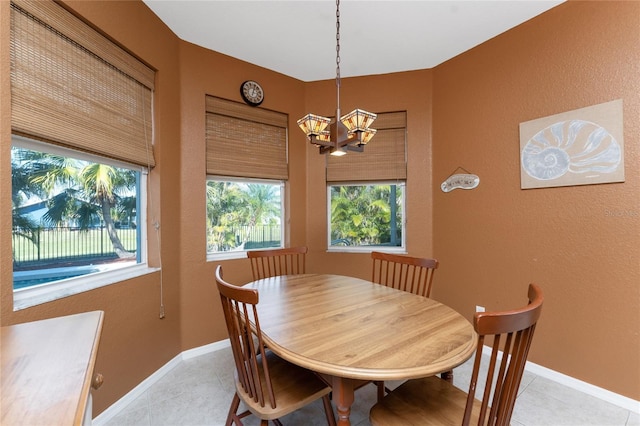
top-left (328, 182), bottom-right (405, 251)
top-left (206, 178), bottom-right (284, 258)
top-left (11, 137), bottom-right (150, 309)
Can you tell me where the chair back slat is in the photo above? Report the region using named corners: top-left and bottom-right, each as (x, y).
top-left (215, 266), bottom-right (277, 409)
top-left (464, 283), bottom-right (544, 426)
top-left (371, 251), bottom-right (438, 297)
top-left (369, 284), bottom-right (543, 426)
top-left (248, 246), bottom-right (308, 280)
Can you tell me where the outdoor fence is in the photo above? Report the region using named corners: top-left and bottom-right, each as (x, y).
top-left (241, 224), bottom-right (282, 249)
top-left (14, 224), bottom-right (282, 267)
top-left (12, 226), bottom-right (137, 268)
top-left (207, 224), bottom-right (282, 253)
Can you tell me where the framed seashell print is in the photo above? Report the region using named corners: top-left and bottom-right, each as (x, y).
top-left (519, 99), bottom-right (624, 189)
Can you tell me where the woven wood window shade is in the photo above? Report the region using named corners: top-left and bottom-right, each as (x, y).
top-left (205, 96), bottom-right (288, 180)
top-left (327, 111), bottom-right (407, 182)
top-left (10, 0), bottom-right (155, 167)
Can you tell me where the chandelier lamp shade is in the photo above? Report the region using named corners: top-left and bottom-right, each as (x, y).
top-left (296, 0), bottom-right (377, 156)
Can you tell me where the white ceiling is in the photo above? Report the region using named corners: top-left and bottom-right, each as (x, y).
top-left (142, 0), bottom-right (564, 82)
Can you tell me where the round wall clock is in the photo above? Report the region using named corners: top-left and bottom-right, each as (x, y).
top-left (240, 80), bottom-right (264, 106)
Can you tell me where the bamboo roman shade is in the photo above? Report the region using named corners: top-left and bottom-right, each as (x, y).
top-left (205, 96), bottom-right (288, 180)
top-left (327, 111), bottom-right (407, 182)
top-left (10, 0), bottom-right (155, 167)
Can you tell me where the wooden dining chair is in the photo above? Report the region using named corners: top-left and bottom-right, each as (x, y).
top-left (247, 246), bottom-right (308, 280)
top-left (369, 283), bottom-right (544, 426)
top-left (215, 266), bottom-right (336, 426)
top-left (368, 251), bottom-right (440, 400)
top-left (371, 251), bottom-right (439, 298)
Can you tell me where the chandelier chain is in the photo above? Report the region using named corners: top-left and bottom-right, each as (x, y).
top-left (336, 0), bottom-right (341, 82)
top-left (296, 0), bottom-right (377, 155)
top-left (336, 0), bottom-right (341, 106)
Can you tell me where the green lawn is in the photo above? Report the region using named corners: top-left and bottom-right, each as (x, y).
top-left (12, 227), bottom-right (137, 264)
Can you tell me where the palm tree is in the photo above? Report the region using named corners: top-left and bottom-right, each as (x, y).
top-left (11, 149), bottom-right (43, 248)
top-left (15, 148), bottom-right (137, 259)
top-left (78, 163), bottom-right (136, 258)
top-left (330, 184), bottom-right (402, 246)
top-left (206, 181), bottom-right (281, 252)
top-left (239, 184), bottom-right (280, 247)
top-left (206, 181), bottom-right (246, 251)
top-left (244, 183), bottom-right (279, 221)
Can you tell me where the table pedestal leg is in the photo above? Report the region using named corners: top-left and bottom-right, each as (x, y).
top-left (331, 376), bottom-right (355, 426)
top-left (441, 369), bottom-right (454, 383)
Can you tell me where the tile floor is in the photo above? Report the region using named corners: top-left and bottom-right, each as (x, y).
top-left (103, 347), bottom-right (639, 426)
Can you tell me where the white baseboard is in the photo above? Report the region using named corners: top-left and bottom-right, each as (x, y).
top-left (92, 340), bottom-right (230, 426)
top-left (93, 340), bottom-right (638, 424)
top-left (181, 340), bottom-right (230, 360)
top-left (480, 346), bottom-right (640, 413)
top-left (524, 359), bottom-right (639, 413)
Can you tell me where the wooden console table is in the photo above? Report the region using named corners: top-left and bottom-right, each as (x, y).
top-left (1, 311), bottom-right (104, 425)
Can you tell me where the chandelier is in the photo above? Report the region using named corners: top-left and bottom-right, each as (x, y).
top-left (297, 0), bottom-right (377, 156)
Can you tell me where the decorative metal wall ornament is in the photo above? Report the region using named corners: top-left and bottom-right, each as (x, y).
top-left (441, 167), bottom-right (480, 193)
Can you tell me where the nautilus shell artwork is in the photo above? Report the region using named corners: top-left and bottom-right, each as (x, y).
top-left (521, 119), bottom-right (621, 181)
top-left (520, 100), bottom-right (624, 189)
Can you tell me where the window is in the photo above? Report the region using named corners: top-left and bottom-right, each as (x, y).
top-left (326, 111), bottom-right (407, 252)
top-left (10, 0), bottom-right (155, 167)
top-left (328, 182), bottom-right (405, 251)
top-left (9, 0), bottom-right (156, 309)
top-left (206, 178), bottom-right (284, 258)
top-left (205, 96), bottom-right (288, 259)
top-left (11, 138), bottom-right (150, 309)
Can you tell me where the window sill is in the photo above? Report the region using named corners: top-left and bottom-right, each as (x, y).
top-left (13, 264), bottom-right (160, 311)
top-left (326, 246), bottom-right (407, 254)
top-left (206, 251), bottom-right (248, 262)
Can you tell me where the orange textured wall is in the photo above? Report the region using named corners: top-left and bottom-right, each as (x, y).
top-left (0, 0), bottom-right (183, 415)
top-left (304, 70), bottom-right (435, 277)
top-left (177, 41), bottom-right (309, 351)
top-left (432, 1), bottom-right (640, 400)
top-left (1, 0), bottom-right (638, 417)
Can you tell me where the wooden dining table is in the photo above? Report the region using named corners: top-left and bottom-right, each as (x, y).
top-left (244, 273), bottom-right (477, 426)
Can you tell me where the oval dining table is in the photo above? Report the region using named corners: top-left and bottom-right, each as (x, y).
top-left (244, 273), bottom-right (477, 426)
